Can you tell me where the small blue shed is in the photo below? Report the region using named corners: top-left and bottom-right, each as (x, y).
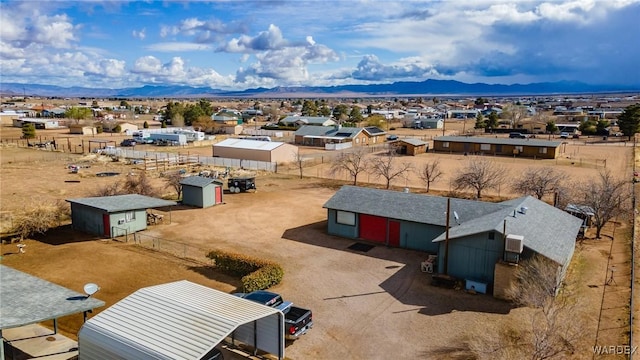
top-left (67, 194), bottom-right (176, 238)
top-left (180, 176), bottom-right (224, 208)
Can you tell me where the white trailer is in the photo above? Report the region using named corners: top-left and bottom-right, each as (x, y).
top-left (149, 133), bottom-right (187, 146)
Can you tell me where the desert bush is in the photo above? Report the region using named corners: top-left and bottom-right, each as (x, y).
top-left (11, 203), bottom-right (67, 240)
top-left (207, 250), bottom-right (284, 291)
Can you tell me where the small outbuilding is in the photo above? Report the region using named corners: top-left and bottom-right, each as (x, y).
top-left (67, 194), bottom-right (177, 237)
top-left (213, 138), bottom-right (299, 163)
top-left (78, 280), bottom-right (285, 360)
top-left (180, 176), bottom-right (224, 208)
top-left (393, 138), bottom-right (428, 156)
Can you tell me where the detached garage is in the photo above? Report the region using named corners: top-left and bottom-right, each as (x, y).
top-left (67, 194), bottom-right (176, 238)
top-left (180, 176), bottom-right (224, 208)
top-left (212, 139), bottom-right (299, 163)
top-left (78, 281), bottom-right (285, 360)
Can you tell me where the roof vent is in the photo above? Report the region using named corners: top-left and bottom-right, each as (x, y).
top-left (520, 206), bottom-right (528, 215)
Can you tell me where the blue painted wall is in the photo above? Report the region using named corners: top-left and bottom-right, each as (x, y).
top-left (437, 231), bottom-right (504, 283)
top-left (327, 209), bottom-right (359, 238)
top-left (399, 222), bottom-right (442, 253)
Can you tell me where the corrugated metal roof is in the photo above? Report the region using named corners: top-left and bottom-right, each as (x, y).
top-left (434, 136), bottom-right (562, 147)
top-left (294, 125), bottom-right (361, 137)
top-left (1, 265), bottom-right (105, 329)
top-left (78, 281), bottom-right (282, 360)
top-left (214, 138), bottom-right (285, 151)
top-left (67, 194), bottom-right (177, 213)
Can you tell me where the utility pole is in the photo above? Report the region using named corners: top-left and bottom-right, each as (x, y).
top-left (444, 197), bottom-right (451, 275)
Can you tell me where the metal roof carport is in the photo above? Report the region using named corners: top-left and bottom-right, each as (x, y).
top-left (78, 280), bottom-right (285, 360)
top-left (0, 265), bottom-right (105, 360)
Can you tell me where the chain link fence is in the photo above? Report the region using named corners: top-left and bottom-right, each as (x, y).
top-left (131, 232), bottom-right (214, 265)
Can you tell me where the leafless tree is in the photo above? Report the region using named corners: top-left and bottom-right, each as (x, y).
top-left (329, 148), bottom-right (369, 185)
top-left (502, 103), bottom-right (527, 129)
top-left (369, 149), bottom-right (413, 189)
top-left (576, 169), bottom-right (629, 239)
top-left (293, 151), bottom-right (308, 179)
top-left (512, 167), bottom-right (565, 200)
top-left (163, 172), bottom-right (184, 200)
top-left (453, 157), bottom-right (506, 198)
top-left (416, 159), bottom-right (443, 192)
top-left (92, 181), bottom-right (123, 197)
top-left (506, 255), bottom-right (584, 360)
top-left (123, 171), bottom-right (158, 197)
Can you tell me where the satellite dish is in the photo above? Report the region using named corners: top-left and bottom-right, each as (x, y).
top-left (84, 283), bottom-right (100, 297)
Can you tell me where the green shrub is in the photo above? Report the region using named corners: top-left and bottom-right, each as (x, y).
top-left (207, 250), bottom-right (284, 291)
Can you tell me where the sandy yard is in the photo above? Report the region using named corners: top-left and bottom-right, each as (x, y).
top-left (0, 128), bottom-right (635, 359)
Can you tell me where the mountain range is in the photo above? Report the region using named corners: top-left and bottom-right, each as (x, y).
top-left (1, 79), bottom-right (638, 98)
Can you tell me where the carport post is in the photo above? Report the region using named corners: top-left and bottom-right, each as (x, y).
top-left (53, 318), bottom-right (57, 334)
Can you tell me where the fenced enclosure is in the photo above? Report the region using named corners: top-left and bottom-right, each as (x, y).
top-left (131, 232), bottom-right (214, 264)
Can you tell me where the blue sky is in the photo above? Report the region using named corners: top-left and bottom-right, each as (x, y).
top-left (1, 0), bottom-right (639, 90)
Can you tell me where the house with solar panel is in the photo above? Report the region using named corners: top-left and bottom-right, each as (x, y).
top-left (294, 125), bottom-right (386, 147)
top-left (66, 194), bottom-right (176, 238)
top-left (323, 186), bottom-right (582, 297)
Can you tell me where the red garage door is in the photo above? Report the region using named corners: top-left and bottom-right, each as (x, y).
top-left (389, 220), bottom-right (400, 247)
top-left (359, 214), bottom-right (386, 243)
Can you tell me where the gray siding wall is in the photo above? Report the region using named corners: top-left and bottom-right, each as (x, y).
top-left (71, 204), bottom-right (104, 236)
top-left (109, 210), bottom-right (147, 237)
top-left (399, 222), bottom-right (442, 253)
top-left (437, 231), bottom-right (504, 283)
top-left (183, 186), bottom-right (205, 208)
top-left (326, 209), bottom-right (359, 238)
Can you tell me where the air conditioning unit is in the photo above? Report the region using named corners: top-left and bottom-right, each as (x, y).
top-left (505, 234), bottom-right (524, 253)
top-left (117, 219), bottom-right (125, 225)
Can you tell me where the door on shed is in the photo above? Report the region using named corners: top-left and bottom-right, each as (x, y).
top-left (102, 213), bottom-right (110, 237)
top-left (215, 186), bottom-right (222, 204)
top-left (359, 214), bottom-right (387, 243)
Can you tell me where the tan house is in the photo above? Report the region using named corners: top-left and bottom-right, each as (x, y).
top-left (294, 125), bottom-right (386, 147)
top-left (433, 136), bottom-right (562, 159)
top-left (393, 138), bottom-right (429, 156)
top-left (69, 124), bottom-right (97, 135)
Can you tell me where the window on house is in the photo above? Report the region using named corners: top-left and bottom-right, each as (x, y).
top-left (539, 147), bottom-right (548, 154)
top-left (442, 142), bottom-right (450, 148)
top-left (336, 211), bottom-right (356, 226)
top-left (515, 146), bottom-right (524, 152)
top-left (480, 143), bottom-right (491, 151)
top-left (355, 138), bottom-right (360, 144)
top-left (125, 211), bottom-right (136, 222)
top-left (488, 232), bottom-right (495, 240)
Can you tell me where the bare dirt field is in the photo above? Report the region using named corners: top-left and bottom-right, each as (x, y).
top-left (0, 126), bottom-right (635, 359)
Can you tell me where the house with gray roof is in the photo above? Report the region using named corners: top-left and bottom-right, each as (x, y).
top-left (323, 186), bottom-right (582, 295)
top-left (67, 194), bottom-right (176, 237)
top-left (433, 136), bottom-right (562, 159)
top-left (180, 176), bottom-right (223, 208)
top-left (294, 125), bottom-right (386, 147)
top-left (280, 116), bottom-right (336, 127)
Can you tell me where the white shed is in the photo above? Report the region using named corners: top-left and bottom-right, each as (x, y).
top-left (78, 280), bottom-right (285, 360)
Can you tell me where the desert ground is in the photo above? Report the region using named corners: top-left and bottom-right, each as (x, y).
top-left (0, 119), bottom-right (636, 359)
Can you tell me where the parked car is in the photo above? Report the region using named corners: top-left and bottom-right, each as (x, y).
top-left (387, 135), bottom-right (399, 141)
top-left (120, 139), bottom-right (137, 147)
top-left (234, 290), bottom-right (313, 340)
top-left (509, 132), bottom-right (528, 139)
top-left (559, 132), bottom-right (570, 139)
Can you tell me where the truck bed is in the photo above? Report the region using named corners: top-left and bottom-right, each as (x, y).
top-left (284, 306), bottom-right (313, 340)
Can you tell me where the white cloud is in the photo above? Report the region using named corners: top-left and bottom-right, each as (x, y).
top-left (220, 24), bottom-right (287, 53)
top-left (132, 28), bottom-right (146, 40)
top-left (145, 42), bottom-right (212, 52)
